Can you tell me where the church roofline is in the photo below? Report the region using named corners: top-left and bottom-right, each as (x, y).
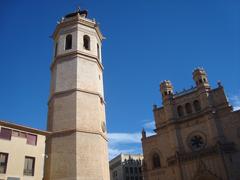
top-left (173, 84), bottom-right (222, 100)
top-left (173, 86), bottom-right (197, 98)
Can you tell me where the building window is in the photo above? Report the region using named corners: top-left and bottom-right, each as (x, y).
top-left (138, 167), bottom-right (142, 173)
top-left (189, 135), bottom-right (205, 151)
top-left (134, 167), bottom-right (137, 173)
top-left (54, 42), bottom-right (58, 57)
top-left (26, 134), bottom-right (37, 146)
top-left (0, 153), bottom-right (8, 174)
top-left (177, 105), bottom-right (184, 117)
top-left (65, 34), bottom-right (72, 50)
top-left (130, 167), bottom-right (133, 174)
top-left (126, 177), bottom-right (129, 180)
top-left (125, 167), bottom-right (129, 174)
top-left (187, 131), bottom-right (207, 151)
top-left (97, 43), bottom-right (100, 59)
top-left (113, 170), bottom-right (117, 177)
top-left (152, 153), bottom-right (161, 169)
top-left (0, 128), bottom-right (12, 140)
top-left (24, 156), bottom-right (35, 176)
top-left (185, 103), bottom-right (192, 114)
top-left (135, 176), bottom-right (138, 180)
top-left (193, 100), bottom-right (201, 112)
top-left (83, 35), bottom-right (90, 50)
top-left (131, 177), bottom-right (134, 180)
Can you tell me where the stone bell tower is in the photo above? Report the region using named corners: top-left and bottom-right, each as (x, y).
top-left (44, 8), bottom-right (110, 180)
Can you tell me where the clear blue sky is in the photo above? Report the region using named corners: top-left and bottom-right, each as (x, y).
top-left (1, 0), bottom-right (240, 158)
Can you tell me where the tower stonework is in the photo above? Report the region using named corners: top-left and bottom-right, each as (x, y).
top-left (44, 9), bottom-right (110, 180)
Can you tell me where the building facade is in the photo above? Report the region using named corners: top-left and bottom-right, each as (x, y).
top-left (0, 120), bottom-right (47, 180)
top-left (44, 8), bottom-right (110, 180)
top-left (141, 68), bottom-right (240, 180)
top-left (109, 154), bottom-right (143, 180)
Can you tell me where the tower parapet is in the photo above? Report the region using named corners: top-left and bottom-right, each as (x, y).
top-left (160, 80), bottom-right (173, 100)
top-left (160, 80), bottom-right (174, 121)
top-left (192, 67), bottom-right (210, 89)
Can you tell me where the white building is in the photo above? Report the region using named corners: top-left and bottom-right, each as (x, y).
top-left (109, 154), bottom-right (144, 180)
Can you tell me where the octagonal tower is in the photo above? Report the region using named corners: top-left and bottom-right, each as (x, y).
top-left (44, 8), bottom-right (109, 180)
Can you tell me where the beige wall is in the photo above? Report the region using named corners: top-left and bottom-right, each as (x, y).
top-left (0, 125), bottom-right (46, 180)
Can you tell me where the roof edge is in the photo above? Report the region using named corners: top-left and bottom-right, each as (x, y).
top-left (0, 120), bottom-right (50, 136)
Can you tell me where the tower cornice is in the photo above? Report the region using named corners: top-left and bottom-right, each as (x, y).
top-left (50, 50), bottom-right (104, 71)
top-left (52, 15), bottom-right (105, 41)
top-left (48, 128), bottom-right (108, 142)
top-left (48, 88), bottom-right (106, 105)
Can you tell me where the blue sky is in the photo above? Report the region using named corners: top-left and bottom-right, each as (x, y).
top-left (1, 0), bottom-right (240, 159)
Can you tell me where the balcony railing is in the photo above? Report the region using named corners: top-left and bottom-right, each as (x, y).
top-left (23, 169), bottom-right (34, 176)
top-left (0, 165), bottom-right (6, 173)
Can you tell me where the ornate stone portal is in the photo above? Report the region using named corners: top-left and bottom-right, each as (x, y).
top-left (44, 8), bottom-right (110, 180)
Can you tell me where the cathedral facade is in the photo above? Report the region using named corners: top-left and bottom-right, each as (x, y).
top-left (141, 68), bottom-right (240, 180)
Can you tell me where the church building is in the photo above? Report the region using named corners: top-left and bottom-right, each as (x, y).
top-left (141, 68), bottom-right (240, 180)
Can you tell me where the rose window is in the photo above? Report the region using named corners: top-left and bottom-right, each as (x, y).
top-left (189, 134), bottom-right (206, 151)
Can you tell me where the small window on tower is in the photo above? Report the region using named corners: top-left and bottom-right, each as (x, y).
top-left (65, 34), bottom-right (72, 50)
top-left (54, 42), bottom-right (58, 57)
top-left (83, 35), bottom-right (90, 50)
top-left (97, 43), bottom-right (100, 59)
